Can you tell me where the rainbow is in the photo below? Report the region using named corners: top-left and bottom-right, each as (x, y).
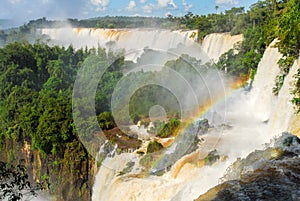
top-left (183, 76), bottom-right (249, 130)
top-left (149, 77), bottom-right (249, 174)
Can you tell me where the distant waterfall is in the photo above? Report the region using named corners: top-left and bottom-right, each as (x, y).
top-left (38, 28), bottom-right (199, 62)
top-left (39, 28), bottom-right (245, 64)
top-left (201, 33), bottom-right (243, 62)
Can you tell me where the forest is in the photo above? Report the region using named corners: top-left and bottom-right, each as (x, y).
top-left (0, 0), bottom-right (299, 200)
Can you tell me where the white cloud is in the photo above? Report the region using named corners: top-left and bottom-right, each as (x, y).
top-left (140, 0), bottom-right (147, 4)
top-left (95, 7), bottom-right (107, 11)
top-left (91, 0), bottom-right (110, 6)
top-left (169, 0), bottom-right (178, 9)
top-left (182, 0), bottom-right (192, 11)
top-left (126, 0), bottom-right (137, 11)
top-left (91, 0), bottom-right (110, 12)
top-left (142, 3), bottom-right (154, 13)
top-left (157, 0), bottom-right (178, 9)
top-left (157, 0), bottom-right (168, 7)
top-left (215, 0), bottom-right (239, 5)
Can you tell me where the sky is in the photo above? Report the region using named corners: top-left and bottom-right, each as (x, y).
top-left (0, 0), bottom-right (259, 25)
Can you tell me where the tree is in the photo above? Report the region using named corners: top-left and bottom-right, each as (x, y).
top-left (215, 6), bottom-right (219, 14)
top-left (276, 0), bottom-right (300, 57)
top-left (0, 161), bottom-right (42, 201)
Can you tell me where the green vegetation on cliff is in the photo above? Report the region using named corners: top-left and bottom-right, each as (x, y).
top-left (214, 0), bottom-right (300, 111)
top-left (0, 42), bottom-right (127, 200)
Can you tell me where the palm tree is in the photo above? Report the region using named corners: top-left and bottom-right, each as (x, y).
top-left (215, 6), bottom-right (219, 14)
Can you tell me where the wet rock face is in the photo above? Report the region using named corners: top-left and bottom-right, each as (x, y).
top-left (197, 119), bottom-right (210, 134)
top-left (207, 156), bottom-right (300, 201)
top-left (149, 120), bottom-right (208, 176)
top-left (196, 133), bottom-right (300, 201)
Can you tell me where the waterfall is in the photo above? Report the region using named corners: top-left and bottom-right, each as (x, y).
top-left (268, 59), bottom-right (300, 136)
top-left (39, 29), bottom-right (244, 64)
top-left (91, 37), bottom-right (284, 201)
top-left (92, 87), bottom-right (272, 201)
top-left (39, 28), bottom-right (199, 47)
top-left (92, 153), bottom-right (139, 201)
top-left (38, 28), bottom-right (199, 62)
top-left (201, 33), bottom-right (243, 62)
top-left (249, 39), bottom-right (282, 122)
top-left (83, 31), bottom-right (299, 200)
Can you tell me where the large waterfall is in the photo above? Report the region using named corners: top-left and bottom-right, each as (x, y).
top-left (38, 28), bottom-right (243, 63)
top-left (93, 36), bottom-right (299, 201)
top-left (40, 28), bottom-right (299, 200)
top-left (89, 32), bottom-right (299, 200)
top-left (38, 28), bottom-right (200, 62)
top-left (39, 28), bottom-right (198, 49)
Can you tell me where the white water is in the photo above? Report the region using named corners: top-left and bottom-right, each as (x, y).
top-left (170, 91), bottom-right (270, 200)
top-left (201, 33), bottom-right (243, 62)
top-left (129, 125), bottom-right (151, 140)
top-left (90, 37), bottom-right (300, 201)
top-left (249, 40), bottom-right (282, 122)
top-left (269, 59), bottom-right (300, 136)
top-left (92, 90), bottom-right (271, 201)
top-left (92, 153), bottom-right (140, 201)
top-left (39, 28), bottom-right (198, 47)
top-left (39, 28), bottom-right (244, 64)
top-left (38, 28), bottom-right (201, 62)
top-left (47, 25), bottom-right (298, 200)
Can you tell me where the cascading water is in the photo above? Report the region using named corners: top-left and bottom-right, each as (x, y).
top-left (38, 28), bottom-right (245, 64)
top-left (41, 26), bottom-right (299, 200)
top-left (92, 153), bottom-right (141, 201)
top-left (268, 59), bottom-right (300, 136)
top-left (91, 83), bottom-right (272, 201)
top-left (249, 39), bottom-right (282, 122)
top-left (201, 33), bottom-right (243, 62)
top-left (90, 33), bottom-right (300, 200)
top-left (38, 28), bottom-right (199, 62)
top-left (195, 132), bottom-right (300, 200)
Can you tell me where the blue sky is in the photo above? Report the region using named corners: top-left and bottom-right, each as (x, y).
top-left (0, 0), bottom-right (259, 24)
